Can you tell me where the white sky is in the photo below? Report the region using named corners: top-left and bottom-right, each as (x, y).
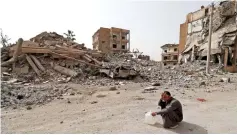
top-left (0, 0), bottom-right (211, 61)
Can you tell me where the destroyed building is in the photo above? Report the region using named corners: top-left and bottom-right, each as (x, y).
top-left (161, 44), bottom-right (179, 65)
top-left (179, 0), bottom-right (237, 72)
top-left (1, 32), bottom-right (105, 84)
top-left (92, 27), bottom-right (130, 54)
top-left (138, 55), bottom-right (150, 61)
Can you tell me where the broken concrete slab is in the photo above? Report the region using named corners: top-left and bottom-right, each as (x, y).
top-left (13, 65), bottom-right (29, 74)
top-left (151, 82), bottom-right (160, 86)
top-left (144, 86), bottom-right (157, 91)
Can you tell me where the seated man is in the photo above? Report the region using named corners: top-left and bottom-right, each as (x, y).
top-left (152, 91), bottom-right (183, 129)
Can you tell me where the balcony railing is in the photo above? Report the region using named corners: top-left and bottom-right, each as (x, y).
top-left (162, 52), bottom-right (178, 55)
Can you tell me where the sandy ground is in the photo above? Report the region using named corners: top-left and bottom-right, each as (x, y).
top-left (1, 80), bottom-right (237, 134)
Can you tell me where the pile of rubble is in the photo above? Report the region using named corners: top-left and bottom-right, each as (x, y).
top-left (1, 32), bottom-right (105, 84)
top-left (1, 83), bottom-right (77, 108)
top-left (1, 31), bottom-right (231, 109)
top-left (1, 34), bottom-right (161, 86)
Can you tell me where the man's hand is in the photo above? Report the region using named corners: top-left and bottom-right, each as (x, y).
top-left (151, 112), bottom-right (157, 116)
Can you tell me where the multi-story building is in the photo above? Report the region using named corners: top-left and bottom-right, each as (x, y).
top-left (161, 44), bottom-right (179, 65)
top-left (179, 0), bottom-right (237, 72)
top-left (92, 27), bottom-right (130, 54)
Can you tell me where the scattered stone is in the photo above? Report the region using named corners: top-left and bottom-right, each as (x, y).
top-left (151, 82), bottom-right (160, 86)
top-left (77, 92), bottom-right (82, 95)
top-left (199, 81), bottom-right (206, 86)
top-left (17, 94), bottom-right (24, 100)
top-left (144, 86), bottom-right (156, 91)
top-left (220, 78), bottom-right (230, 83)
top-left (119, 82), bottom-right (125, 85)
top-left (184, 85), bottom-right (190, 88)
top-left (67, 100), bottom-right (71, 104)
top-left (133, 96), bottom-right (145, 100)
top-left (70, 92), bottom-right (75, 95)
top-left (206, 90), bottom-right (211, 93)
top-left (109, 86), bottom-right (117, 91)
top-left (25, 101), bottom-right (33, 106)
top-left (26, 106), bottom-right (32, 110)
top-left (60, 121), bottom-right (63, 124)
top-left (96, 94), bottom-right (106, 98)
top-left (116, 92), bottom-right (120, 94)
top-left (90, 101), bottom-right (98, 104)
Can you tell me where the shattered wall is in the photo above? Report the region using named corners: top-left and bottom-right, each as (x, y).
top-left (180, 0), bottom-right (237, 63)
top-left (179, 22), bottom-right (188, 53)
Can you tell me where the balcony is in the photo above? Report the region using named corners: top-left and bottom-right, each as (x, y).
top-left (162, 59), bottom-right (178, 62)
top-left (111, 38), bottom-right (129, 43)
top-left (162, 52), bottom-right (178, 56)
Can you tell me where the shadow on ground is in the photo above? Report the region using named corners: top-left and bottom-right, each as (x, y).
top-left (151, 121), bottom-right (208, 134)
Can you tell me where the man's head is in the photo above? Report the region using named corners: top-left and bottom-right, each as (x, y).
top-left (161, 91), bottom-right (172, 101)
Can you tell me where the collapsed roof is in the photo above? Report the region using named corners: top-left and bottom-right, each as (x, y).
top-left (182, 0), bottom-right (237, 57)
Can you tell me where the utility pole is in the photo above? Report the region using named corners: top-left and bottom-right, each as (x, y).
top-left (206, 3), bottom-right (214, 74)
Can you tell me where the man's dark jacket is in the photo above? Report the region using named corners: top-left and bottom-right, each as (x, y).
top-left (157, 97), bottom-right (183, 121)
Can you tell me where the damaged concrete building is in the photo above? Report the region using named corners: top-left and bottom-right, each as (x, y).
top-left (161, 44), bottom-right (179, 65)
top-left (92, 27), bottom-right (130, 54)
top-left (179, 0), bottom-right (237, 72)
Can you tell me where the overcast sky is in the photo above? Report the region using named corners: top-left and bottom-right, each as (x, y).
top-left (0, 0), bottom-right (211, 61)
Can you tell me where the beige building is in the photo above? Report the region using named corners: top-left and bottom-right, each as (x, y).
top-left (92, 27), bottom-right (130, 54)
top-left (161, 44), bottom-right (179, 65)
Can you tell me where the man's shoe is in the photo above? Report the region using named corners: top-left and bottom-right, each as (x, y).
top-left (170, 124), bottom-right (179, 129)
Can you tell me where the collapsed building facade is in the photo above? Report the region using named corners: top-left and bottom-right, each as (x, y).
top-left (179, 0), bottom-right (237, 72)
top-left (92, 27), bottom-right (130, 54)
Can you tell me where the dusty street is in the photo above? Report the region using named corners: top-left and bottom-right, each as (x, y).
top-left (1, 77), bottom-right (237, 134)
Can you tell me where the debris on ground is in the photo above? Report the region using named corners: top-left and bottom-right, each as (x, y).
top-left (96, 94), bottom-right (107, 98)
top-left (90, 101), bottom-right (98, 104)
top-left (144, 86), bottom-right (156, 91)
top-left (151, 82), bottom-right (160, 86)
top-left (109, 86), bottom-right (117, 91)
top-left (197, 98), bottom-right (207, 102)
top-left (220, 78), bottom-right (230, 83)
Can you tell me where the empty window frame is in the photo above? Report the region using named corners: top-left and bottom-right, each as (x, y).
top-left (173, 55), bottom-right (178, 60)
top-left (113, 44), bottom-right (117, 48)
top-left (121, 45), bottom-right (126, 49)
top-left (112, 35), bottom-right (117, 38)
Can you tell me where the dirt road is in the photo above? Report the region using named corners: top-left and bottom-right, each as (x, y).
top-left (1, 81), bottom-right (237, 134)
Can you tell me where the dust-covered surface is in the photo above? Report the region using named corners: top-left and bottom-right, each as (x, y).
top-left (1, 73), bottom-right (237, 134)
